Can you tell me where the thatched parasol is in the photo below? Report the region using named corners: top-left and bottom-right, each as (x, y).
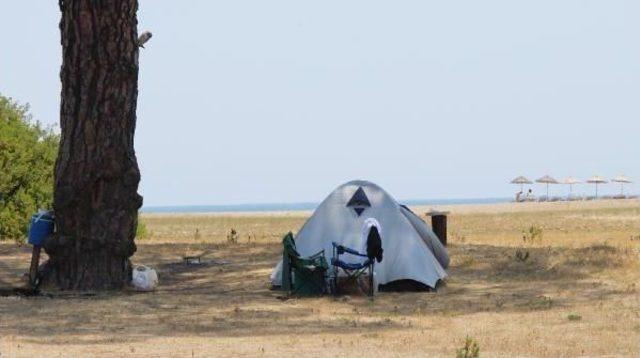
top-left (562, 177), bottom-right (581, 197)
top-left (611, 174), bottom-right (632, 196)
top-left (586, 175), bottom-right (608, 198)
top-left (536, 175), bottom-right (559, 198)
top-left (510, 176), bottom-right (533, 192)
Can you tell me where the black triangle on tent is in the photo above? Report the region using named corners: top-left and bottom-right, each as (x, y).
top-left (346, 186), bottom-right (371, 207)
top-left (353, 207), bottom-right (366, 216)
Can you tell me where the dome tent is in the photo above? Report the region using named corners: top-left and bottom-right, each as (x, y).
top-left (271, 180), bottom-right (449, 290)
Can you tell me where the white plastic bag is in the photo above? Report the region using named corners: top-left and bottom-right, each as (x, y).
top-left (131, 265), bottom-right (158, 291)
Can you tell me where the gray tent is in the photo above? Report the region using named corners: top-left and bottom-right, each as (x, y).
top-left (271, 180), bottom-right (449, 289)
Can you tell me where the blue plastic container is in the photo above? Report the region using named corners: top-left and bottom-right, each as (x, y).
top-left (28, 212), bottom-right (55, 246)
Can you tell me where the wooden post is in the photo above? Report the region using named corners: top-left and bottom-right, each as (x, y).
top-left (425, 211), bottom-right (449, 246)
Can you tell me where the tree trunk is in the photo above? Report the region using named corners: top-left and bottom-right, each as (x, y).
top-left (41, 0), bottom-right (142, 290)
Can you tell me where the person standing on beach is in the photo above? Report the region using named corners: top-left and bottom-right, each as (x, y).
top-left (526, 189), bottom-right (534, 201)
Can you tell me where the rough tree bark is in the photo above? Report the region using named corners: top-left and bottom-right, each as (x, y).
top-left (41, 0), bottom-right (142, 290)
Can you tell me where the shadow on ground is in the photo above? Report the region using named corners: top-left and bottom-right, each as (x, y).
top-left (0, 240), bottom-right (636, 345)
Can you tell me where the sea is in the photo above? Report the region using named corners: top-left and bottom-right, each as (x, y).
top-left (142, 197), bottom-right (510, 214)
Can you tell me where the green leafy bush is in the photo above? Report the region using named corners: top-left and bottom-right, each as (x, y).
top-left (0, 95), bottom-right (58, 242)
top-left (567, 313), bottom-right (582, 321)
top-left (136, 218), bottom-right (149, 239)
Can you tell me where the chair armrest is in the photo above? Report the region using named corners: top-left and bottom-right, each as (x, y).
top-left (331, 257), bottom-right (372, 270)
top-left (332, 243), bottom-right (368, 258)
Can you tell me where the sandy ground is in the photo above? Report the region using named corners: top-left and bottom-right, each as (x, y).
top-left (1, 199), bottom-right (639, 357)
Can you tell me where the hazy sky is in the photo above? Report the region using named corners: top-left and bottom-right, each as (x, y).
top-left (1, 1), bottom-right (638, 206)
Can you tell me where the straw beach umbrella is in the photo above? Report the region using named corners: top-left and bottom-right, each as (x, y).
top-left (536, 175), bottom-right (559, 198)
top-left (611, 174), bottom-right (632, 196)
top-left (562, 177), bottom-right (581, 197)
top-left (510, 176), bottom-right (533, 191)
top-left (586, 175), bottom-right (608, 198)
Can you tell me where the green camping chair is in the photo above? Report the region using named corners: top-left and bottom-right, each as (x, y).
top-left (281, 232), bottom-right (328, 296)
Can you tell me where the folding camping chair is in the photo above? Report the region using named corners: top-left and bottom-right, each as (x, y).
top-left (281, 232), bottom-right (329, 296)
top-left (330, 242), bottom-right (375, 297)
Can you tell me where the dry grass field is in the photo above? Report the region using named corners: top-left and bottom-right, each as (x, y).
top-left (1, 200), bottom-right (639, 357)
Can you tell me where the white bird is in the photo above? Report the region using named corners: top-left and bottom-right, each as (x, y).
top-left (138, 31), bottom-right (152, 48)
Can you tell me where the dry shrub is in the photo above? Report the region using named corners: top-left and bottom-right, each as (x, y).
top-left (527, 295), bottom-right (553, 310)
top-left (456, 336), bottom-right (480, 358)
top-left (522, 225), bottom-right (543, 244)
top-left (515, 225), bottom-right (543, 262)
top-left (226, 228), bottom-right (239, 244)
top-left (493, 250), bottom-right (546, 279)
top-left (455, 254), bottom-right (476, 268)
top-left (562, 243), bottom-right (623, 270)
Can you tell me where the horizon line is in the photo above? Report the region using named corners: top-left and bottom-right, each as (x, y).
top-left (141, 197), bottom-right (511, 213)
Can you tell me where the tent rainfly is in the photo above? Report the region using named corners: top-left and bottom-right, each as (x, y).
top-left (270, 180), bottom-right (449, 290)
top-left (586, 175), bottom-right (608, 198)
top-left (535, 175), bottom-right (559, 198)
